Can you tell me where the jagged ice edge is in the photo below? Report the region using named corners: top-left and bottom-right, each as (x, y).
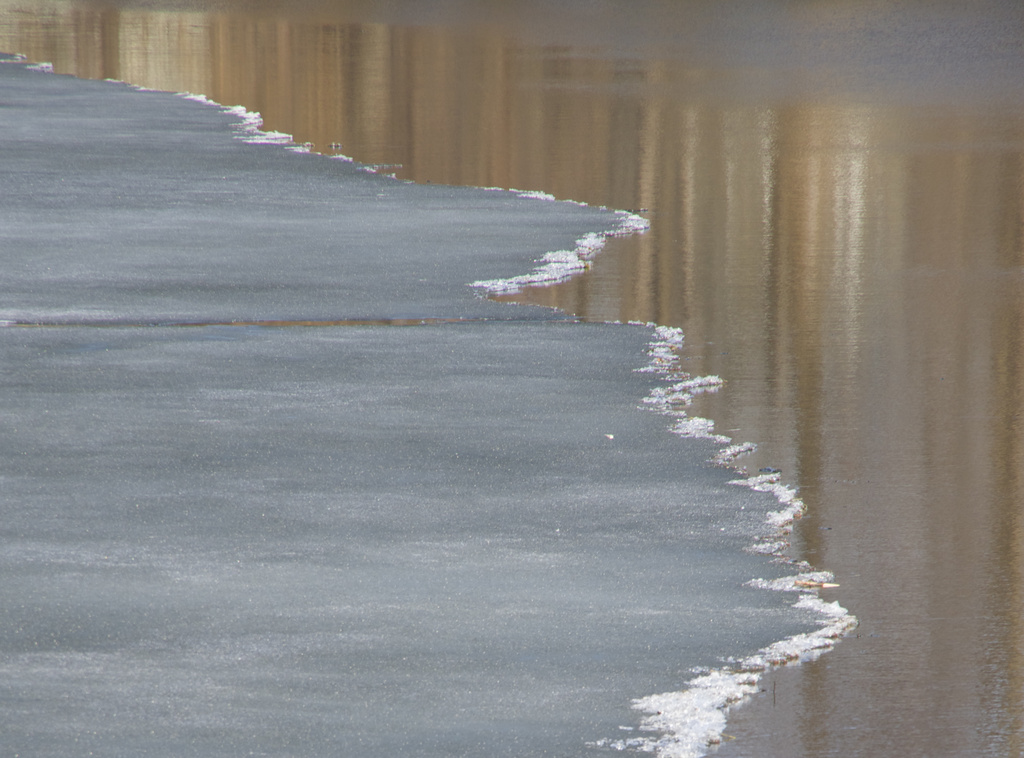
top-left (592, 326), bottom-right (857, 758)
top-left (469, 206), bottom-right (650, 295)
top-left (0, 63), bottom-right (353, 161)
top-left (635, 325), bottom-right (729, 444)
top-left (0, 53), bottom-right (53, 73)
top-left (177, 94), bottom-right (415, 177)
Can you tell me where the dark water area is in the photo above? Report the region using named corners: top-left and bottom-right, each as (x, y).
top-left (3, 1), bottom-right (1024, 756)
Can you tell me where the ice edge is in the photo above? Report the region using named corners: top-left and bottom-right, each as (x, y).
top-left (176, 93), bottom-right (359, 161)
top-left (468, 208), bottom-right (650, 295)
top-left (588, 325), bottom-right (857, 758)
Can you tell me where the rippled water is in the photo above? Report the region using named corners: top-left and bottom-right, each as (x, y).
top-left (3, 1), bottom-right (1023, 755)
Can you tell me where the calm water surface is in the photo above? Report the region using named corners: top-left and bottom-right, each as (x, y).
top-left (3, 1), bottom-right (1024, 755)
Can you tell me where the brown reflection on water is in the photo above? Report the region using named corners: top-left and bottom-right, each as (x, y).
top-left (3, 2), bottom-right (1024, 755)
top-left (0, 3), bottom-right (676, 208)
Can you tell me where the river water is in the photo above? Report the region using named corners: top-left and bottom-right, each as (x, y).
top-left (2, 1), bottom-right (1023, 756)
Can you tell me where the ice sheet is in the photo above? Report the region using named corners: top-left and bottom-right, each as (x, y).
top-left (0, 56), bottom-right (851, 758)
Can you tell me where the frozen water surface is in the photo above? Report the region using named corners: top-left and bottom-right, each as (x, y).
top-left (0, 58), bottom-right (611, 325)
top-left (0, 57), bottom-right (842, 757)
top-left (0, 323), bottom-right (826, 757)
